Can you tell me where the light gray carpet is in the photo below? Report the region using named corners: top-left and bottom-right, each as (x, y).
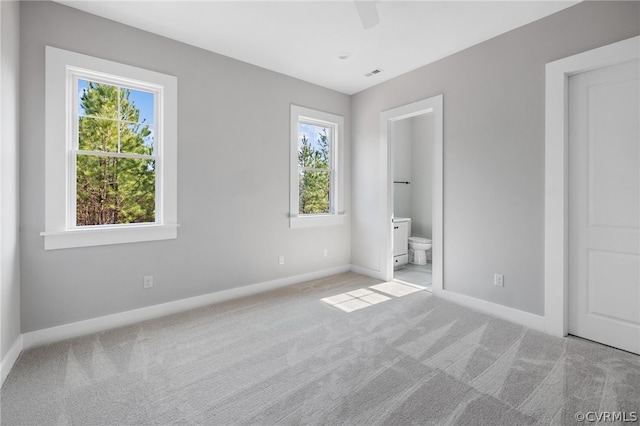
top-left (2, 272), bottom-right (639, 425)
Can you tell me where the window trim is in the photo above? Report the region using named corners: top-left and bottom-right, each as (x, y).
top-left (42, 46), bottom-right (178, 250)
top-left (289, 105), bottom-right (345, 229)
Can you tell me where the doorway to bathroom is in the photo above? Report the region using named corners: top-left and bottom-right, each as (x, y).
top-left (380, 95), bottom-right (443, 293)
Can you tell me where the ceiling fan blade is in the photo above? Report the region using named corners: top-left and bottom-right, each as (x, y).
top-left (354, 1), bottom-right (380, 30)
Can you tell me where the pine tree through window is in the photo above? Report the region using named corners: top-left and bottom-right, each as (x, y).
top-left (298, 122), bottom-right (332, 215)
top-left (75, 79), bottom-right (157, 226)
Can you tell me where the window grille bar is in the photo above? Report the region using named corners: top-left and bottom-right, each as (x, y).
top-left (74, 150), bottom-right (155, 160)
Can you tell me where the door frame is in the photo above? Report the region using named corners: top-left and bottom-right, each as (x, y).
top-left (379, 95), bottom-right (443, 292)
top-left (544, 35), bottom-right (639, 337)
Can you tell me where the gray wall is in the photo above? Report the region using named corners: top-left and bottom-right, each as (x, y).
top-left (392, 119), bottom-right (412, 219)
top-left (351, 1), bottom-right (640, 315)
top-left (409, 114), bottom-right (433, 239)
top-left (392, 114), bottom-right (433, 239)
top-left (20, 1), bottom-right (351, 333)
top-left (1, 0), bottom-right (21, 362)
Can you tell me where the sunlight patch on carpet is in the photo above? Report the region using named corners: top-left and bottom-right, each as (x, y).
top-left (321, 281), bottom-right (424, 313)
top-left (321, 287), bottom-right (392, 312)
top-left (370, 281), bottom-right (425, 297)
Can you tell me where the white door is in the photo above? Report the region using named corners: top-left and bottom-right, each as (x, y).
top-left (568, 58), bottom-right (640, 354)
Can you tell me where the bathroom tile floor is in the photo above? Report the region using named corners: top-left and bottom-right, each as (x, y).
top-left (394, 262), bottom-right (432, 292)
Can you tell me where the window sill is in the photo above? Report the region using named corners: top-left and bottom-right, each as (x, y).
top-left (41, 224), bottom-right (179, 250)
top-left (289, 214), bottom-right (345, 229)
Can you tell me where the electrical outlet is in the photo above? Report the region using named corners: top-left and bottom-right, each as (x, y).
top-left (494, 273), bottom-right (504, 287)
top-left (323, 248), bottom-right (328, 257)
top-left (278, 255), bottom-right (285, 265)
top-left (143, 275), bottom-right (153, 289)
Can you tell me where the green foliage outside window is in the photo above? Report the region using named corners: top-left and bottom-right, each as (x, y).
top-left (298, 126), bottom-right (331, 214)
top-left (76, 81), bottom-right (156, 226)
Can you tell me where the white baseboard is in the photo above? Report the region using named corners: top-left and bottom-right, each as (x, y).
top-left (22, 265), bottom-right (351, 351)
top-left (349, 264), bottom-right (386, 281)
top-left (433, 288), bottom-right (545, 332)
top-left (1, 335), bottom-right (23, 386)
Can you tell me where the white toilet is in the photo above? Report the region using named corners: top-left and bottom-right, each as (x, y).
top-left (408, 237), bottom-right (432, 265)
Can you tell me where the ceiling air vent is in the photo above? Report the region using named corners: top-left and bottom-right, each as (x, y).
top-left (365, 68), bottom-right (383, 77)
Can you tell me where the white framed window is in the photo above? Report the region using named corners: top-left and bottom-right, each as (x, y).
top-left (289, 105), bottom-right (344, 228)
top-left (42, 46), bottom-right (178, 250)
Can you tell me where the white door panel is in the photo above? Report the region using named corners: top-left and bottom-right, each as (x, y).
top-left (568, 58), bottom-right (640, 354)
top-left (587, 250), bottom-right (639, 324)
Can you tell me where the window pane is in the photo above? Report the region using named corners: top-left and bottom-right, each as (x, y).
top-left (120, 123), bottom-right (154, 155)
top-left (79, 117), bottom-right (118, 152)
top-left (121, 87), bottom-right (154, 125)
top-left (299, 170), bottom-right (331, 214)
top-left (298, 122), bottom-right (331, 169)
top-left (78, 80), bottom-right (118, 119)
top-left (76, 155), bottom-right (156, 226)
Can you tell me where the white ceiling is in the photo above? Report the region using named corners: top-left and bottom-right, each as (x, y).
top-left (56, 1), bottom-right (579, 95)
